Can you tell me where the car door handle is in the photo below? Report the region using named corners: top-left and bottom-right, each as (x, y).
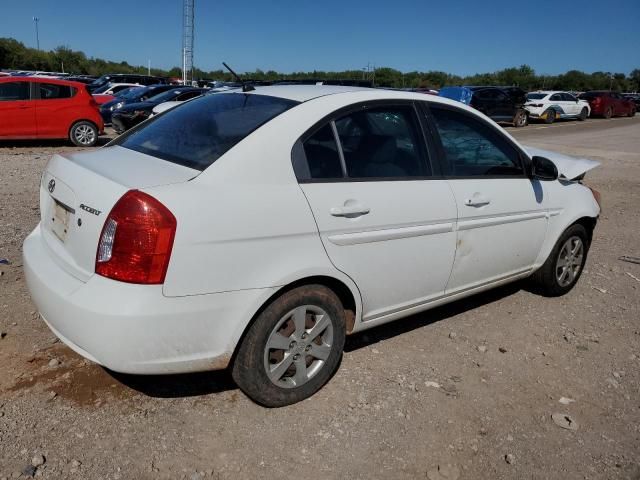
top-left (464, 197), bottom-right (491, 207)
top-left (330, 204), bottom-right (370, 217)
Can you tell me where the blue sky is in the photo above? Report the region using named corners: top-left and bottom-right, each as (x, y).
top-left (3, 0), bottom-right (639, 75)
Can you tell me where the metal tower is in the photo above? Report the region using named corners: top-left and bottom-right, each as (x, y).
top-left (182, 0), bottom-right (195, 84)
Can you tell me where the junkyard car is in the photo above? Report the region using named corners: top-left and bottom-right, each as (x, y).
top-left (24, 86), bottom-right (600, 406)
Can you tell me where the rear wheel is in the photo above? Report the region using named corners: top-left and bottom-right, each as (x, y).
top-left (513, 109), bottom-right (528, 128)
top-left (69, 121), bottom-right (98, 147)
top-left (628, 108), bottom-right (636, 117)
top-left (578, 107), bottom-right (588, 121)
top-left (544, 109), bottom-right (556, 124)
top-left (604, 106), bottom-right (613, 119)
top-left (232, 285), bottom-right (346, 407)
top-left (530, 224), bottom-right (590, 297)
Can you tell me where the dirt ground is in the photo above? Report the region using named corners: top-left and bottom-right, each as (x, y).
top-left (1, 118), bottom-right (639, 480)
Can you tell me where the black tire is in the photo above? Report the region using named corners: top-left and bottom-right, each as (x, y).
top-left (232, 285), bottom-right (346, 407)
top-left (69, 121), bottom-right (98, 147)
top-left (513, 109), bottom-right (528, 128)
top-left (544, 109), bottom-right (556, 124)
top-left (578, 107), bottom-right (588, 121)
top-left (530, 224), bottom-right (590, 297)
top-left (628, 108), bottom-right (636, 118)
top-left (604, 107), bottom-right (613, 119)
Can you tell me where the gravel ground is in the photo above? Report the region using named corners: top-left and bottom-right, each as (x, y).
top-left (1, 119), bottom-right (639, 480)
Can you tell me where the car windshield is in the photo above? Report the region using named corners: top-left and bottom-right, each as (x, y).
top-left (114, 87), bottom-right (137, 97)
top-left (146, 89), bottom-right (189, 103)
top-left (114, 93), bottom-right (299, 171)
top-left (92, 83), bottom-right (116, 94)
top-left (527, 93), bottom-right (547, 100)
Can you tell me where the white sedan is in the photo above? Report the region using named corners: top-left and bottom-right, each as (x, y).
top-left (525, 91), bottom-right (591, 123)
top-left (23, 86), bottom-right (600, 406)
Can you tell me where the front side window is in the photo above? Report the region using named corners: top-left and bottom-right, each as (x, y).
top-left (115, 93), bottom-right (298, 171)
top-left (0, 81), bottom-right (30, 101)
top-left (39, 83), bottom-right (75, 100)
top-left (430, 106), bottom-right (523, 177)
top-left (334, 106), bottom-right (430, 178)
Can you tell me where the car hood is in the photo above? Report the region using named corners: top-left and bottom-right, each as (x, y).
top-left (523, 146), bottom-right (600, 180)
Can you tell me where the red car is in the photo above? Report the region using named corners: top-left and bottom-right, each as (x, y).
top-left (0, 76), bottom-right (104, 146)
top-left (578, 91), bottom-right (636, 119)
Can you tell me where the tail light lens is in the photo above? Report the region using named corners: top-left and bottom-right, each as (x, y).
top-left (95, 190), bottom-right (176, 284)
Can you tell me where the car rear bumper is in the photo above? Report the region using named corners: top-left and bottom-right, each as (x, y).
top-left (23, 224), bottom-right (277, 374)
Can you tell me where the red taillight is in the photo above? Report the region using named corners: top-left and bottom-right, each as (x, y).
top-left (95, 190), bottom-right (176, 284)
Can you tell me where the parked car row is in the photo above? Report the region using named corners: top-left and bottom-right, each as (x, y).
top-left (438, 85), bottom-right (636, 126)
top-left (1, 71), bottom-right (637, 146)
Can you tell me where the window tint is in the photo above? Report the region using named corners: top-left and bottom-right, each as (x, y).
top-left (430, 107), bottom-right (523, 177)
top-left (562, 93), bottom-right (576, 101)
top-left (334, 106), bottom-right (430, 178)
top-left (550, 93), bottom-right (562, 101)
top-left (39, 83), bottom-right (75, 100)
top-left (0, 81), bottom-right (30, 101)
top-left (527, 93), bottom-right (547, 100)
top-left (115, 93), bottom-right (298, 171)
top-left (176, 91), bottom-right (202, 101)
top-left (302, 124), bottom-right (344, 179)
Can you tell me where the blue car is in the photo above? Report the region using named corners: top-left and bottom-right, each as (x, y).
top-left (100, 84), bottom-right (178, 125)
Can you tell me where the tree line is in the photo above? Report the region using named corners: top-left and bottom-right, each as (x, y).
top-left (2, 37), bottom-right (639, 92)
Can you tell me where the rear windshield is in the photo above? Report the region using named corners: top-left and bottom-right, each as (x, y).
top-left (526, 93), bottom-right (546, 100)
top-left (115, 93), bottom-right (299, 170)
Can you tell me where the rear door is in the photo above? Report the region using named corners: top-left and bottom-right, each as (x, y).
top-left (296, 102), bottom-right (458, 321)
top-left (426, 104), bottom-right (548, 292)
top-left (33, 82), bottom-right (78, 138)
top-left (0, 80), bottom-right (36, 138)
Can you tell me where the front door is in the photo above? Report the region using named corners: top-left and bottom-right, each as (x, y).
top-left (427, 104), bottom-right (548, 292)
top-left (295, 103), bottom-right (458, 321)
top-left (0, 80), bottom-right (36, 138)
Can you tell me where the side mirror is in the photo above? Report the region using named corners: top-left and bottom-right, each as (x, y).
top-left (531, 156), bottom-right (558, 181)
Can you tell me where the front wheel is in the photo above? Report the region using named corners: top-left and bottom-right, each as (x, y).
top-left (628, 108), bottom-right (636, 118)
top-left (530, 224), bottom-right (590, 297)
top-left (604, 107), bottom-right (613, 119)
top-left (232, 285), bottom-right (346, 407)
top-left (69, 121), bottom-right (98, 147)
top-left (513, 110), bottom-right (528, 128)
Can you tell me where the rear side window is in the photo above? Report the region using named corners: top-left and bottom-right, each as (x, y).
top-left (115, 93), bottom-right (299, 171)
top-left (303, 124), bottom-right (344, 179)
top-left (0, 81), bottom-right (30, 101)
top-left (335, 106), bottom-right (430, 178)
top-left (39, 83), bottom-right (76, 100)
top-left (430, 107), bottom-right (523, 177)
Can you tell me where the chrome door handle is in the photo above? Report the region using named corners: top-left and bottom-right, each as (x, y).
top-left (330, 204), bottom-right (370, 217)
top-left (464, 197), bottom-right (491, 207)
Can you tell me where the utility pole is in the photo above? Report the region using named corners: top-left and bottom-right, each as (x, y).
top-left (148, 59), bottom-right (151, 76)
top-left (182, 0), bottom-right (195, 85)
top-left (33, 17), bottom-right (40, 50)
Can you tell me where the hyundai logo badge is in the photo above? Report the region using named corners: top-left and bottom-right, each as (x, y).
top-left (48, 179), bottom-right (56, 193)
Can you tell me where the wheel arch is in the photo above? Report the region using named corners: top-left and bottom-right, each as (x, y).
top-left (534, 213), bottom-right (598, 271)
top-left (229, 274), bottom-right (363, 368)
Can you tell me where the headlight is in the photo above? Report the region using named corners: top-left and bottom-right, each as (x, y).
top-left (111, 102), bottom-right (124, 111)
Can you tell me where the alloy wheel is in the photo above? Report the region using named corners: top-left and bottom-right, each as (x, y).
top-left (555, 236), bottom-right (584, 287)
top-left (74, 124), bottom-right (96, 146)
top-left (263, 305), bottom-right (334, 389)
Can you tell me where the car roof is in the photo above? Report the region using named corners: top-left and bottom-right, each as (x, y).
top-left (223, 84), bottom-right (471, 110)
top-left (0, 76), bottom-right (86, 88)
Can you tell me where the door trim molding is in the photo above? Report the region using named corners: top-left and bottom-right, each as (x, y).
top-left (327, 221), bottom-right (455, 246)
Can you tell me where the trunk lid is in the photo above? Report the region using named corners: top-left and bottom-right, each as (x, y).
top-left (39, 146), bottom-right (198, 281)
